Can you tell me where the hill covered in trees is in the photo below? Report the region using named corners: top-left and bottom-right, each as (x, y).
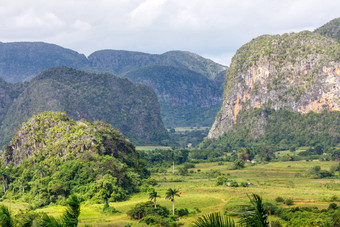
top-left (124, 65), bottom-right (224, 128)
top-left (0, 67), bottom-right (170, 146)
top-left (1, 112), bottom-right (149, 208)
top-left (314, 17), bottom-right (340, 42)
top-left (206, 21), bottom-right (340, 150)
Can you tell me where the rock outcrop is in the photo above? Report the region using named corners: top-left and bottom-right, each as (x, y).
top-left (209, 31), bottom-right (340, 139)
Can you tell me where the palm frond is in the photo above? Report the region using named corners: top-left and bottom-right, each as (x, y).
top-left (193, 212), bottom-right (236, 227)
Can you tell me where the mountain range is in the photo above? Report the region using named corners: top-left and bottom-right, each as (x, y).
top-left (0, 43), bottom-right (227, 130)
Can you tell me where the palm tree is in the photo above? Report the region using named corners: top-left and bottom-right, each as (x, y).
top-left (193, 212), bottom-right (236, 227)
top-left (239, 193), bottom-right (269, 227)
top-left (148, 189), bottom-right (160, 208)
top-left (62, 194), bottom-right (80, 227)
top-left (165, 188), bottom-right (180, 215)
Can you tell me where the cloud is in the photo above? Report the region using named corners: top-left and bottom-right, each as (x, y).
top-left (0, 0), bottom-right (339, 65)
top-left (13, 9), bottom-right (64, 29)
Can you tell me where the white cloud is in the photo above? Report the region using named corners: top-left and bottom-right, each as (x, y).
top-left (0, 0), bottom-right (339, 65)
top-left (129, 0), bottom-right (167, 29)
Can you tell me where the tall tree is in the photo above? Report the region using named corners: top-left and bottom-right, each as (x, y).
top-left (165, 188), bottom-right (180, 215)
top-left (148, 189), bottom-right (160, 208)
top-left (239, 194), bottom-right (269, 227)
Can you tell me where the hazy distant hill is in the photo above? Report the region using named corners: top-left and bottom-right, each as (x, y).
top-left (124, 65), bottom-right (223, 106)
top-left (0, 78), bottom-right (26, 124)
top-left (87, 50), bottom-right (226, 79)
top-left (314, 17), bottom-right (340, 42)
top-left (0, 67), bottom-right (170, 146)
top-left (0, 42), bottom-right (88, 83)
top-left (0, 42), bottom-right (227, 129)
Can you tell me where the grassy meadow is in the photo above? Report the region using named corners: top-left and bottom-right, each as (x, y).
top-left (3, 159), bottom-right (339, 226)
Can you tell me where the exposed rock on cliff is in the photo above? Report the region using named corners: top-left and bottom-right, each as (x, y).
top-left (209, 31), bottom-right (340, 139)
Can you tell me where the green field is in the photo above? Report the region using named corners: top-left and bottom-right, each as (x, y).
top-left (136, 146), bottom-right (171, 151)
top-left (3, 160), bottom-right (339, 226)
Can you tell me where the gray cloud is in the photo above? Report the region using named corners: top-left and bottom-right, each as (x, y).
top-left (0, 0), bottom-right (339, 65)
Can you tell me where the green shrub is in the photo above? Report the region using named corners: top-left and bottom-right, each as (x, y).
top-left (216, 176), bottom-right (227, 186)
top-left (284, 199), bottom-right (294, 206)
top-left (275, 197), bottom-right (285, 203)
top-left (127, 201), bottom-right (170, 220)
top-left (176, 208), bottom-right (189, 217)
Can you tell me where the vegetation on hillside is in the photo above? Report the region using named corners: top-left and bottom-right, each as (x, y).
top-left (124, 65), bottom-right (223, 107)
top-left (314, 17), bottom-right (340, 42)
top-left (0, 112), bottom-right (149, 208)
top-left (0, 67), bottom-right (170, 146)
top-left (203, 108), bottom-right (340, 153)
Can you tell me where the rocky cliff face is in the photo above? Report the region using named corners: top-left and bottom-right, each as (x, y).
top-left (209, 31), bottom-right (340, 139)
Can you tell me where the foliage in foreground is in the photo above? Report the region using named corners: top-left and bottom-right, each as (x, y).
top-left (193, 212), bottom-right (236, 227)
top-left (239, 194), bottom-right (269, 227)
top-left (0, 194), bottom-right (80, 227)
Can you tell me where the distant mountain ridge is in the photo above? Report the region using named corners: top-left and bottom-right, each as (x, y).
top-left (0, 42), bottom-right (227, 129)
top-left (0, 42), bottom-right (88, 83)
top-left (88, 49), bottom-right (226, 80)
top-left (0, 42), bottom-right (226, 83)
top-left (0, 67), bottom-right (170, 146)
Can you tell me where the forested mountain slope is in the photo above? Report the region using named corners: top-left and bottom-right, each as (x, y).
top-left (0, 67), bottom-right (170, 146)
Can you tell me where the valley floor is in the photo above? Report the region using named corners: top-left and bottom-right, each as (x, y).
top-left (3, 160), bottom-right (340, 226)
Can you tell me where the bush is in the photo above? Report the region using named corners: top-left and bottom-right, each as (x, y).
top-left (127, 201), bottom-right (170, 220)
top-left (275, 197), bottom-right (285, 203)
top-left (228, 180), bottom-right (239, 187)
top-left (328, 203), bottom-right (338, 210)
top-left (184, 163), bottom-right (195, 169)
top-left (176, 208), bottom-right (189, 217)
top-left (139, 215), bottom-right (180, 226)
top-left (232, 159), bottom-right (245, 169)
top-left (284, 199), bottom-right (294, 206)
top-left (271, 220), bottom-right (283, 227)
top-left (239, 182), bottom-right (248, 187)
top-left (103, 201), bottom-right (118, 214)
top-left (216, 176), bottom-right (227, 186)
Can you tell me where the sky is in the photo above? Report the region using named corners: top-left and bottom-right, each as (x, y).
top-left (0, 0), bottom-right (339, 66)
